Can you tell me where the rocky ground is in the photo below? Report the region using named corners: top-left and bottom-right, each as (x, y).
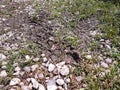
top-left (0, 0), bottom-right (120, 90)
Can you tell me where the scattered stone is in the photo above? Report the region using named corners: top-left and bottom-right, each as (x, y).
top-left (48, 63), bottom-right (55, 72)
top-left (43, 57), bottom-right (48, 62)
top-left (25, 55), bottom-right (30, 60)
top-left (38, 84), bottom-right (45, 90)
top-left (56, 78), bottom-right (65, 86)
top-left (31, 78), bottom-right (39, 89)
top-left (33, 58), bottom-right (39, 62)
top-left (47, 79), bottom-right (57, 90)
top-left (0, 54), bottom-right (6, 61)
top-left (15, 66), bottom-right (21, 71)
top-left (41, 53), bottom-right (45, 57)
top-left (23, 66), bottom-right (31, 72)
top-left (99, 72), bottom-right (105, 77)
top-left (31, 64), bottom-right (39, 71)
top-left (105, 58), bottom-right (112, 64)
top-left (21, 86), bottom-right (30, 90)
top-left (9, 78), bottom-right (21, 86)
top-left (76, 76), bottom-right (83, 82)
top-left (38, 73), bottom-right (44, 79)
top-left (0, 70), bottom-right (7, 77)
top-left (60, 65), bottom-right (69, 76)
top-left (64, 78), bottom-right (70, 83)
top-left (101, 61), bottom-right (109, 68)
top-left (85, 55), bottom-right (92, 60)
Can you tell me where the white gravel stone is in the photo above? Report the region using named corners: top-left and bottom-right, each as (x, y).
top-left (99, 72), bottom-right (105, 77)
top-left (38, 73), bottom-right (44, 79)
top-left (23, 66), bottom-right (31, 72)
top-left (38, 84), bottom-right (45, 90)
top-left (31, 78), bottom-right (39, 89)
top-left (31, 64), bottom-right (39, 71)
top-left (21, 86), bottom-right (30, 90)
top-left (101, 61), bottom-right (109, 68)
top-left (64, 78), bottom-right (70, 83)
top-left (9, 78), bottom-right (21, 86)
top-left (15, 66), bottom-right (21, 71)
top-left (25, 55), bottom-right (30, 60)
top-left (85, 55), bottom-right (92, 60)
top-left (43, 57), bottom-right (48, 62)
top-left (48, 63), bottom-right (55, 72)
top-left (56, 61), bottom-right (65, 68)
top-left (33, 58), bottom-right (39, 62)
top-left (105, 58), bottom-right (112, 64)
top-left (41, 53), bottom-right (45, 57)
top-left (0, 53), bottom-right (6, 61)
top-left (0, 70), bottom-right (7, 77)
top-left (56, 78), bottom-right (65, 86)
top-left (60, 65), bottom-right (69, 76)
top-left (76, 76), bottom-right (83, 82)
top-left (47, 79), bottom-right (57, 90)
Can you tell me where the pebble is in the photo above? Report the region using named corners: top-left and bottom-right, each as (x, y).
top-left (9, 78), bottom-right (21, 86)
top-left (38, 73), bottom-right (44, 79)
top-left (25, 55), bottom-right (30, 60)
top-left (23, 66), bottom-right (31, 72)
top-left (0, 70), bottom-right (7, 77)
top-left (47, 79), bottom-right (57, 90)
top-left (60, 65), bottom-right (69, 76)
top-left (21, 86), bottom-right (30, 90)
top-left (0, 53), bottom-right (6, 61)
top-left (38, 84), bottom-right (45, 90)
top-left (64, 78), bottom-right (70, 83)
top-left (31, 78), bottom-right (39, 89)
top-left (56, 78), bottom-right (65, 86)
top-left (15, 66), bottom-right (21, 71)
top-left (101, 61), bottom-right (109, 68)
top-left (48, 63), bottom-right (55, 72)
top-left (31, 64), bottom-right (39, 71)
top-left (43, 57), bottom-right (48, 62)
top-left (85, 55), bottom-right (92, 60)
top-left (41, 53), bottom-right (45, 57)
top-left (76, 76), bottom-right (83, 82)
top-left (33, 58), bottom-right (39, 62)
top-left (105, 58), bottom-right (112, 64)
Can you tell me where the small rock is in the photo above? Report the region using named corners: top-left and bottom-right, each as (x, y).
top-left (56, 61), bottom-right (65, 68)
top-left (31, 64), bottom-right (39, 71)
top-left (56, 79), bottom-right (65, 86)
top-left (60, 65), bottom-right (69, 76)
top-left (21, 86), bottom-right (30, 90)
top-left (101, 61), bottom-right (109, 68)
top-left (105, 58), bottom-right (112, 64)
top-left (76, 76), bottom-right (83, 82)
top-left (33, 58), bottom-right (39, 62)
top-left (38, 84), bottom-right (45, 90)
top-left (0, 70), bottom-right (7, 77)
top-left (43, 57), bottom-right (48, 62)
top-left (99, 72), bottom-right (105, 77)
top-left (25, 55), bottom-right (30, 60)
top-left (23, 66), bottom-right (31, 72)
top-left (47, 79), bottom-right (57, 90)
top-left (85, 55), bottom-right (92, 60)
top-left (15, 66), bottom-right (21, 71)
top-left (38, 73), bottom-right (44, 79)
top-left (48, 63), bottom-right (55, 72)
top-left (64, 78), bottom-right (70, 83)
top-left (41, 53), bottom-right (45, 57)
top-left (0, 54), bottom-right (6, 61)
top-left (9, 78), bottom-right (21, 86)
top-left (31, 78), bottom-right (39, 89)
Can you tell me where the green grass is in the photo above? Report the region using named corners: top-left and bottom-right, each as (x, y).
top-left (27, 0), bottom-right (120, 89)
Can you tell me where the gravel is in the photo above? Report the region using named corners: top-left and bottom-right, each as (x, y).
top-left (0, 54), bottom-right (6, 61)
